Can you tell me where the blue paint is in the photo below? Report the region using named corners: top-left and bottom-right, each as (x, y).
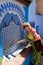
top-left (36, 25), bottom-right (39, 34)
top-left (0, 2), bottom-right (25, 21)
top-left (0, 13), bottom-right (24, 39)
top-left (0, 2), bottom-right (33, 65)
top-left (22, 6), bottom-right (29, 39)
top-left (0, 13), bottom-right (12, 30)
top-left (0, 31), bottom-right (2, 47)
top-left (0, 8), bottom-right (3, 17)
top-left (29, 21), bottom-right (35, 28)
top-left (23, 6), bottom-right (33, 65)
top-left (23, 53), bottom-right (33, 65)
top-left (29, 0), bottom-right (43, 36)
top-left (0, 2), bottom-right (25, 58)
top-left (0, 13), bottom-right (24, 57)
top-left (24, 6), bottom-right (29, 22)
top-left (10, 3), bottom-right (15, 10)
top-left (6, 2), bottom-right (10, 9)
top-left (3, 3), bottom-right (8, 11)
top-left (0, 31), bottom-right (3, 58)
top-left (0, 4), bottom-right (5, 13)
top-left (0, 13), bottom-right (22, 29)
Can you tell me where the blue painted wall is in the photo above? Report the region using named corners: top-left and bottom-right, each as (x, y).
top-left (24, 6), bottom-right (29, 22)
top-left (0, 2), bottom-right (32, 65)
top-left (29, 0), bottom-right (43, 37)
top-left (0, 31), bottom-right (3, 57)
top-left (23, 53), bottom-right (33, 65)
top-left (23, 6), bottom-right (33, 65)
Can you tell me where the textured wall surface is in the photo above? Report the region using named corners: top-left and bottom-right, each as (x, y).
top-left (0, 0), bottom-right (25, 23)
top-left (0, 0), bottom-right (25, 57)
top-left (29, 0), bottom-right (43, 37)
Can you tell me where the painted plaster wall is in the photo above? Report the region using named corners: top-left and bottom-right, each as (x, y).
top-left (0, 0), bottom-right (25, 24)
top-left (0, 1), bottom-right (31, 64)
top-left (29, 0), bottom-right (43, 37)
top-left (0, 0), bottom-right (25, 57)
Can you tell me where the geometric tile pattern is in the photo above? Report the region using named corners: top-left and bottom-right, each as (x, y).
top-left (2, 21), bottom-right (21, 55)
